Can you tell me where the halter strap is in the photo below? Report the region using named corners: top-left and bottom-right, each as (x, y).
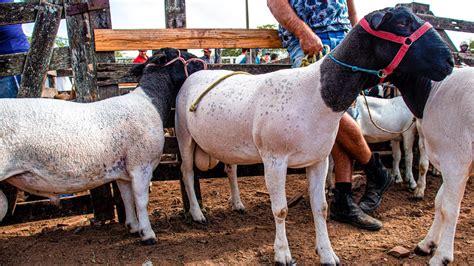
top-left (161, 49), bottom-right (208, 77)
top-left (359, 18), bottom-right (432, 78)
top-left (328, 18), bottom-right (433, 83)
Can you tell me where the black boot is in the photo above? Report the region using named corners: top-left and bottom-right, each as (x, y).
top-left (330, 183), bottom-right (382, 231)
top-left (359, 153), bottom-right (394, 214)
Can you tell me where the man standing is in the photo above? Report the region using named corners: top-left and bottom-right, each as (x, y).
top-left (268, 0), bottom-right (393, 231)
top-left (235, 48), bottom-right (249, 64)
top-left (459, 41), bottom-right (471, 55)
top-left (200, 48), bottom-right (214, 64)
top-left (133, 50), bottom-right (149, 64)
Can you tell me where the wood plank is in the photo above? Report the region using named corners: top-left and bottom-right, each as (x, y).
top-left (417, 14), bottom-right (474, 33)
top-left (1, 194), bottom-right (93, 225)
top-left (94, 28), bottom-right (282, 51)
top-left (454, 52), bottom-right (474, 66)
top-left (0, 3), bottom-right (39, 26)
top-left (65, 0), bottom-right (98, 102)
top-left (0, 47), bottom-right (70, 77)
top-left (0, 1), bottom-right (66, 26)
top-left (96, 63), bottom-right (291, 87)
top-left (18, 2), bottom-right (62, 98)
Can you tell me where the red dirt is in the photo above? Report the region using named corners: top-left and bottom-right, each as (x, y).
top-left (0, 173), bottom-right (472, 265)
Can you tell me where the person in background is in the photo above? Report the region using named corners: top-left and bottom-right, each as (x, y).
top-left (235, 48), bottom-right (249, 64)
top-left (262, 49), bottom-right (271, 63)
top-left (200, 48), bottom-right (214, 64)
top-left (254, 48), bottom-right (261, 64)
top-left (459, 41), bottom-right (471, 55)
top-left (0, 0), bottom-right (30, 98)
top-left (268, 0), bottom-right (393, 231)
top-left (269, 53), bottom-right (279, 63)
top-left (133, 50), bottom-right (149, 64)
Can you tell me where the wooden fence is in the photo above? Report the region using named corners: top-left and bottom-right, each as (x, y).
top-left (0, 0), bottom-right (473, 224)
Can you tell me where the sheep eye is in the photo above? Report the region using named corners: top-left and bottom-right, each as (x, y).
top-left (397, 19), bottom-right (410, 28)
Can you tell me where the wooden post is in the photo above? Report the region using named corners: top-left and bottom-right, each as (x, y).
top-left (64, 0), bottom-right (115, 222)
top-left (165, 0), bottom-right (186, 28)
top-left (165, 0), bottom-right (202, 212)
top-left (88, 0), bottom-right (120, 99)
top-left (87, 0), bottom-right (125, 222)
top-left (65, 0), bottom-right (98, 102)
top-left (18, 2), bottom-right (62, 98)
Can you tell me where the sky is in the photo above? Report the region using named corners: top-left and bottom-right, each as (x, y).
top-left (22, 0), bottom-right (474, 57)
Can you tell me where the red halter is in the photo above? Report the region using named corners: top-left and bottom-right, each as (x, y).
top-left (163, 49), bottom-right (208, 77)
top-left (359, 18), bottom-right (433, 81)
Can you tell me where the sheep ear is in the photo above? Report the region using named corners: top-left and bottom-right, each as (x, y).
top-left (370, 9), bottom-right (393, 30)
top-left (149, 53), bottom-right (168, 66)
top-left (130, 63), bottom-right (146, 77)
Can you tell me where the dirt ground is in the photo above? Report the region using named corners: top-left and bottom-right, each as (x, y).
top-left (0, 173), bottom-right (472, 265)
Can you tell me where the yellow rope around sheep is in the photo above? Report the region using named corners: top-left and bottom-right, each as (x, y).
top-left (300, 45), bottom-right (331, 67)
top-left (189, 71), bottom-right (251, 112)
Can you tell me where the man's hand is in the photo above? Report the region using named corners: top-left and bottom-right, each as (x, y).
top-left (298, 29), bottom-right (324, 55)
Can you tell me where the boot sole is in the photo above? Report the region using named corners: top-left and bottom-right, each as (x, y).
top-left (360, 176), bottom-right (394, 214)
top-left (330, 212), bottom-right (382, 231)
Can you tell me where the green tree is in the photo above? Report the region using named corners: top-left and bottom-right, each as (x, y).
top-left (257, 24), bottom-right (277, 30)
top-left (26, 36), bottom-right (69, 47)
top-left (221, 48), bottom-right (242, 57)
top-left (54, 36), bottom-right (69, 47)
top-left (114, 51), bottom-right (125, 58)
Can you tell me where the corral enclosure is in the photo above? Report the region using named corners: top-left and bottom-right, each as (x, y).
top-left (0, 0), bottom-right (473, 264)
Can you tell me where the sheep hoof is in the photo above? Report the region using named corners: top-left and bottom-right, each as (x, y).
top-left (414, 245), bottom-right (431, 256)
top-left (412, 195), bottom-right (424, 201)
top-left (274, 259), bottom-right (296, 266)
top-left (233, 208), bottom-right (246, 215)
top-left (141, 238), bottom-right (157, 245)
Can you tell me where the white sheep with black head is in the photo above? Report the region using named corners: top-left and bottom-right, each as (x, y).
top-left (175, 6), bottom-right (453, 265)
top-left (389, 67), bottom-right (472, 265)
top-left (0, 48), bottom-right (205, 244)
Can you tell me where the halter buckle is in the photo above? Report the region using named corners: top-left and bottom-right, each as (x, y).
top-left (377, 70), bottom-right (387, 78)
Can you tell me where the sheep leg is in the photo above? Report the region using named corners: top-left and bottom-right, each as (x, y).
top-left (402, 131), bottom-right (417, 190)
top-left (428, 165), bottom-right (469, 265)
top-left (116, 180), bottom-right (139, 234)
top-left (262, 156), bottom-right (293, 265)
top-left (414, 130), bottom-right (428, 199)
top-left (307, 158), bottom-right (339, 265)
top-left (413, 131), bottom-right (430, 200)
top-left (391, 140), bottom-right (403, 184)
top-left (325, 155), bottom-right (335, 194)
top-left (415, 183), bottom-right (444, 256)
top-left (176, 111), bottom-right (206, 223)
top-left (130, 165), bottom-right (156, 245)
top-left (224, 164), bottom-right (245, 212)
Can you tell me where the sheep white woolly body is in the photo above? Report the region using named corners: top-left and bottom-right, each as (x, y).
top-left (414, 68), bottom-right (473, 265)
top-left (0, 90), bottom-right (162, 198)
top-left (0, 89), bottom-right (162, 242)
top-left (176, 7), bottom-right (453, 265)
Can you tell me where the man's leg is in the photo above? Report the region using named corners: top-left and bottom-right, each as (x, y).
top-left (330, 142), bottom-right (382, 231)
top-left (336, 113), bottom-right (393, 213)
top-left (0, 75), bottom-right (20, 98)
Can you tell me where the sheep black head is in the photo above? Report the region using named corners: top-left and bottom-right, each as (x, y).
top-left (130, 48), bottom-right (206, 123)
top-left (364, 6), bottom-right (454, 81)
top-left (131, 48), bottom-right (205, 88)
